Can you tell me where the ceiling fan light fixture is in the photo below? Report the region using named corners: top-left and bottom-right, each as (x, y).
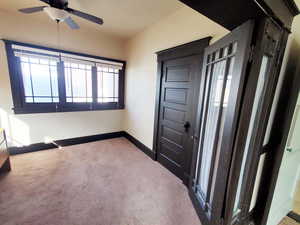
top-left (18, 0), bottom-right (103, 29)
top-left (44, 7), bottom-right (69, 21)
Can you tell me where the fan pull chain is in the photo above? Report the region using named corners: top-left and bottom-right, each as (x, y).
top-left (56, 20), bottom-right (61, 60)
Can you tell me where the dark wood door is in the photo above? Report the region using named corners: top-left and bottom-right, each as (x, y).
top-left (156, 55), bottom-right (202, 183)
top-left (188, 20), bottom-right (254, 225)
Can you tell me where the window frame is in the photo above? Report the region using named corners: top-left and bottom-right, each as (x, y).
top-left (4, 40), bottom-right (126, 114)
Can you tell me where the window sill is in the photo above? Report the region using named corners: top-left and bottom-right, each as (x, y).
top-left (13, 103), bottom-right (125, 114)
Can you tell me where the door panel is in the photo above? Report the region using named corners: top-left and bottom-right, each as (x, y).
top-left (189, 20), bottom-right (254, 225)
top-left (157, 55), bottom-right (202, 182)
top-left (224, 19), bottom-right (285, 225)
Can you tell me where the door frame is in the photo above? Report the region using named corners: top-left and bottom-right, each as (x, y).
top-left (220, 18), bottom-right (287, 225)
top-left (255, 44), bottom-right (300, 225)
top-left (152, 37), bottom-right (211, 184)
top-left (216, 17), bottom-right (300, 225)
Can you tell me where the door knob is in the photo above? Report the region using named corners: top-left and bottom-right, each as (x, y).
top-left (184, 121), bottom-right (190, 131)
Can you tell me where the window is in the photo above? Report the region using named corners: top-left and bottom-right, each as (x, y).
top-left (4, 40), bottom-right (125, 114)
top-left (18, 54), bottom-right (59, 103)
top-left (64, 61), bottom-right (93, 103)
top-left (97, 66), bottom-right (119, 103)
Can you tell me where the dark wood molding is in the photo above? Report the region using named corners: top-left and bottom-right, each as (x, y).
top-left (7, 131), bottom-right (156, 162)
top-left (221, 18), bottom-right (286, 225)
top-left (156, 37), bottom-right (212, 61)
top-left (8, 131), bottom-right (125, 155)
top-left (122, 132), bottom-right (155, 160)
top-left (255, 47), bottom-right (300, 225)
top-left (179, 0), bottom-right (265, 31)
top-left (178, 0), bottom-right (299, 31)
top-left (288, 211), bottom-right (300, 223)
top-left (2, 39), bottom-right (126, 114)
top-left (283, 0), bottom-right (300, 16)
top-left (0, 130), bottom-right (10, 173)
top-left (0, 157), bottom-right (11, 173)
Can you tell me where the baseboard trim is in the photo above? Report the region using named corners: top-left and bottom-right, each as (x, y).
top-left (8, 131), bottom-right (156, 161)
top-left (8, 131), bottom-right (124, 155)
top-left (288, 211), bottom-right (300, 223)
top-left (122, 132), bottom-right (155, 160)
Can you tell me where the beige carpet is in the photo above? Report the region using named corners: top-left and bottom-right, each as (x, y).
top-left (279, 217), bottom-right (300, 225)
top-left (0, 138), bottom-right (200, 225)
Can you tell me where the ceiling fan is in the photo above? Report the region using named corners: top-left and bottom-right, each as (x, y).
top-left (18, 0), bottom-right (103, 29)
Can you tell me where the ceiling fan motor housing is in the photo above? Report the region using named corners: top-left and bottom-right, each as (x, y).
top-left (49, 0), bottom-right (69, 9)
top-left (44, 7), bottom-right (69, 21)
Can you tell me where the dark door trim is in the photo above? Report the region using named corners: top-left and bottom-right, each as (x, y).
top-left (255, 48), bottom-right (300, 225)
top-left (178, 0), bottom-right (299, 31)
top-left (153, 37), bottom-right (211, 155)
top-left (152, 37), bottom-right (211, 183)
top-left (221, 18), bottom-right (286, 225)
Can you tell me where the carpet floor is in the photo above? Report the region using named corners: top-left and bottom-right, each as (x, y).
top-left (279, 217), bottom-right (300, 225)
top-left (0, 137), bottom-right (201, 225)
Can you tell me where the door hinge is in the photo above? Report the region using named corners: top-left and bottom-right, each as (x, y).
top-left (248, 45), bottom-right (255, 63)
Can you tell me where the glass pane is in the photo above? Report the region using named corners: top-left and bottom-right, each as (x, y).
top-left (263, 55), bottom-right (283, 146)
top-left (53, 97), bottom-right (59, 103)
top-left (233, 55), bottom-right (270, 216)
top-left (25, 97), bottom-right (33, 103)
top-left (103, 72), bottom-right (114, 97)
top-left (97, 70), bottom-right (103, 98)
top-left (86, 73), bottom-right (92, 98)
top-left (223, 46), bottom-right (229, 57)
top-left (232, 42), bottom-right (238, 53)
top-left (114, 74), bottom-right (119, 98)
top-left (40, 59), bottom-right (49, 65)
top-left (64, 62), bottom-right (92, 103)
top-left (20, 56), bottom-right (59, 103)
top-left (97, 67), bottom-right (119, 103)
top-left (65, 68), bottom-right (72, 97)
top-left (198, 58), bottom-right (227, 195)
top-left (21, 62), bottom-right (32, 97)
top-left (34, 97), bottom-right (53, 103)
top-left (249, 153), bottom-right (266, 211)
top-left (50, 66), bottom-right (59, 97)
top-left (31, 63), bottom-right (52, 97)
top-left (29, 57), bottom-right (39, 63)
top-left (20, 56), bottom-right (29, 62)
top-left (73, 97), bottom-right (85, 103)
top-left (209, 57), bottom-right (234, 205)
top-left (72, 69), bottom-right (87, 97)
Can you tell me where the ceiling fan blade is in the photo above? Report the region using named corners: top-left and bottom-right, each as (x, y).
top-left (19, 6), bottom-right (46, 14)
top-left (65, 8), bottom-right (103, 25)
top-left (65, 17), bottom-right (80, 29)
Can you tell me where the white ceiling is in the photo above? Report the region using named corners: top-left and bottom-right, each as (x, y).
top-left (0, 0), bottom-right (183, 39)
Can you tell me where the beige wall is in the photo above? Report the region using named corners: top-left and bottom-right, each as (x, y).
top-left (123, 5), bottom-right (228, 149)
top-left (0, 5), bottom-right (229, 148)
top-left (0, 11), bottom-right (126, 147)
